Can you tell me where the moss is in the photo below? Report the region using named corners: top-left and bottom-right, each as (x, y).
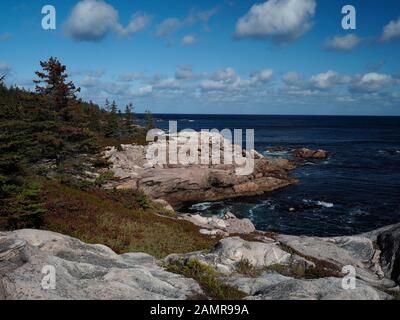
top-left (165, 258), bottom-right (247, 300)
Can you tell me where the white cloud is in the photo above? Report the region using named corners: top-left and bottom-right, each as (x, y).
top-left (135, 85), bottom-right (153, 96)
top-left (282, 70), bottom-right (351, 94)
top-left (116, 12), bottom-right (152, 37)
top-left (350, 73), bottom-right (394, 93)
top-left (380, 17), bottom-right (400, 42)
top-left (325, 34), bottom-right (361, 51)
top-left (310, 70), bottom-right (350, 90)
top-left (257, 69), bottom-right (274, 82)
top-left (200, 67), bottom-right (274, 92)
top-left (64, 0), bottom-right (150, 41)
top-left (235, 0), bottom-right (316, 44)
top-left (181, 35), bottom-right (198, 46)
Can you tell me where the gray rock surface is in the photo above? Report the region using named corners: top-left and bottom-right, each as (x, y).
top-left (0, 229), bottom-right (202, 300)
top-left (103, 132), bottom-right (296, 208)
top-left (377, 224), bottom-right (400, 284)
top-left (2, 224), bottom-right (400, 300)
top-left (276, 233), bottom-right (395, 288)
top-left (246, 277), bottom-right (390, 300)
top-left (181, 212), bottom-right (256, 235)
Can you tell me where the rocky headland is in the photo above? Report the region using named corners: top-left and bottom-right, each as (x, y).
top-left (103, 131), bottom-right (297, 209)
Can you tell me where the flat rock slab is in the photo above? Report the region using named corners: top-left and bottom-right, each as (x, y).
top-left (0, 229), bottom-right (202, 300)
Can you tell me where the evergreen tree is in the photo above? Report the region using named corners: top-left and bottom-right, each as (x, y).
top-left (124, 103), bottom-right (134, 135)
top-left (34, 57), bottom-right (80, 115)
top-left (144, 110), bottom-right (155, 131)
top-left (105, 100), bottom-right (119, 138)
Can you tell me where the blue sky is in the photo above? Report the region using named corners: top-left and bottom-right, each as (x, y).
top-left (1, 0), bottom-right (400, 115)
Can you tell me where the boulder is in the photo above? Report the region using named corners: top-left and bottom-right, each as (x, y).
top-left (0, 229), bottom-right (202, 300)
top-left (377, 224), bottom-right (400, 284)
top-left (293, 148), bottom-right (328, 159)
top-left (181, 213), bottom-right (256, 235)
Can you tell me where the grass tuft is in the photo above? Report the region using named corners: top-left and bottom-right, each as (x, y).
top-left (165, 258), bottom-right (247, 300)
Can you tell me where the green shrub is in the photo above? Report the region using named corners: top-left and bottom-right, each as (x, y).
top-left (94, 171), bottom-right (116, 186)
top-left (136, 191), bottom-right (153, 210)
top-left (235, 259), bottom-right (264, 277)
top-left (165, 258), bottom-right (247, 300)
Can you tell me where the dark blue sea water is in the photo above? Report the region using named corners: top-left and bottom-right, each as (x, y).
top-left (141, 114), bottom-right (400, 237)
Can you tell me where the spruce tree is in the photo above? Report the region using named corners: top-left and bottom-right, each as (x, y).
top-left (124, 103), bottom-right (134, 135)
top-left (144, 110), bottom-right (155, 131)
top-left (34, 57), bottom-right (80, 115)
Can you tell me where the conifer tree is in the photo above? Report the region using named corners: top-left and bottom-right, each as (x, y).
top-left (34, 57), bottom-right (80, 114)
top-left (144, 110), bottom-right (155, 131)
top-left (124, 103), bottom-right (134, 135)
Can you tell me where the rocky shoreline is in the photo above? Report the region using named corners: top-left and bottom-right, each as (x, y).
top-left (1, 132), bottom-right (399, 300)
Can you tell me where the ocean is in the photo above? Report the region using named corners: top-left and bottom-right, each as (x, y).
top-left (143, 114), bottom-right (400, 237)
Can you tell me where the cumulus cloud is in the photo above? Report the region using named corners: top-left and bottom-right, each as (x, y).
top-left (200, 67), bottom-right (274, 92)
top-left (325, 34), bottom-right (361, 52)
top-left (283, 70), bottom-right (351, 93)
top-left (235, 0), bottom-right (316, 44)
top-left (64, 0), bottom-right (151, 41)
top-left (380, 17), bottom-right (400, 42)
top-left (116, 12), bottom-right (152, 37)
top-left (76, 65), bottom-right (400, 110)
top-left (350, 73), bottom-right (394, 93)
top-left (310, 71), bottom-right (350, 90)
top-left (181, 35), bottom-right (198, 46)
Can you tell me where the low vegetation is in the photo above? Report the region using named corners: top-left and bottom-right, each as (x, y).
top-left (40, 180), bottom-right (218, 258)
top-left (278, 243), bottom-right (343, 279)
top-left (165, 258), bottom-right (247, 300)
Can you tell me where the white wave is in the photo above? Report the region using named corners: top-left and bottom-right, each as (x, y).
top-left (303, 199), bottom-right (334, 208)
top-left (316, 201), bottom-right (334, 208)
top-left (190, 202), bottom-right (213, 211)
